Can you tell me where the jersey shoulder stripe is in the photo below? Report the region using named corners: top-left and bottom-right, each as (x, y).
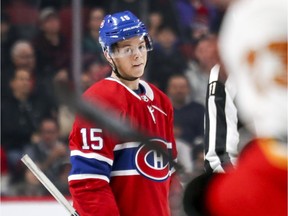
top-left (68, 174), bottom-right (109, 183)
top-left (113, 147), bottom-right (137, 171)
top-left (114, 142), bottom-right (140, 151)
top-left (69, 155), bottom-right (112, 180)
top-left (111, 170), bottom-right (140, 177)
top-left (71, 150), bottom-right (113, 165)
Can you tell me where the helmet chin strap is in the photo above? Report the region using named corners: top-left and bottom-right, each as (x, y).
top-left (109, 54), bottom-right (140, 82)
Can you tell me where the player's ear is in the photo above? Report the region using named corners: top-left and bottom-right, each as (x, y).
top-left (104, 51), bottom-right (113, 65)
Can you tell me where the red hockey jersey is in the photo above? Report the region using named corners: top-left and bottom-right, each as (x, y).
top-left (206, 138), bottom-right (287, 216)
top-left (68, 77), bottom-right (178, 216)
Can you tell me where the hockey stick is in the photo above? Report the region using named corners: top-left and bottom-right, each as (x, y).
top-left (54, 81), bottom-right (183, 173)
top-left (21, 154), bottom-right (80, 216)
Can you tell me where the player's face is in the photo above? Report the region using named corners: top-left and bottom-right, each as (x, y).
top-left (110, 36), bottom-right (148, 79)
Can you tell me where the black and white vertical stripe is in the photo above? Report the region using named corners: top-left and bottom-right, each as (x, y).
top-left (204, 64), bottom-right (239, 173)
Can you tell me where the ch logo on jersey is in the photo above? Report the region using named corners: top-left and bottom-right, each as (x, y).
top-left (135, 139), bottom-right (171, 181)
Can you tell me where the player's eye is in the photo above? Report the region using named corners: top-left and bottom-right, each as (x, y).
top-left (122, 47), bottom-right (133, 54)
top-left (138, 44), bottom-right (146, 52)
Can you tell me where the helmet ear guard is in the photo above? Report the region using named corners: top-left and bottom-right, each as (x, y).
top-left (143, 35), bottom-right (153, 51)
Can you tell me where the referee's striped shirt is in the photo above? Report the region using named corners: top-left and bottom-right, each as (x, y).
top-left (204, 64), bottom-right (239, 173)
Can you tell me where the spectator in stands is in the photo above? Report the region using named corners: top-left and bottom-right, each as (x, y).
top-left (147, 11), bottom-right (163, 42)
top-left (1, 12), bottom-right (20, 72)
top-left (33, 7), bottom-right (70, 81)
top-left (190, 19), bottom-right (210, 44)
top-left (167, 74), bottom-right (205, 146)
top-left (149, 0), bottom-right (180, 36)
top-left (195, 35), bottom-right (218, 73)
top-left (56, 103), bottom-right (75, 142)
top-left (10, 167), bottom-right (49, 197)
top-left (4, 0), bottom-right (39, 40)
top-left (1, 69), bottom-right (56, 183)
top-left (58, 1), bottom-right (91, 46)
top-left (80, 71), bottom-right (94, 93)
top-left (146, 25), bottom-right (187, 92)
top-left (83, 55), bottom-right (111, 83)
top-left (173, 123), bottom-right (194, 184)
top-left (208, 0), bottom-right (230, 33)
top-left (109, 0), bottom-right (144, 21)
top-left (2, 40), bottom-right (36, 99)
top-left (23, 118), bottom-right (69, 187)
top-left (174, 123), bottom-right (205, 182)
top-left (82, 7), bottom-right (106, 62)
top-left (4, 39), bottom-right (57, 110)
top-left (10, 40), bottom-right (36, 73)
top-left (81, 7), bottom-right (111, 86)
top-left (178, 15), bottom-right (210, 65)
top-left (173, 122), bottom-right (205, 216)
top-left (54, 161), bottom-right (71, 196)
top-left (3, 39), bottom-right (57, 112)
top-left (191, 142), bottom-right (205, 176)
top-left (185, 34), bottom-right (218, 105)
top-left (175, 0), bottom-right (217, 40)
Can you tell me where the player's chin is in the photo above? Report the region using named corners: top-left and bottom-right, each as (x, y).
top-left (131, 65), bottom-right (145, 76)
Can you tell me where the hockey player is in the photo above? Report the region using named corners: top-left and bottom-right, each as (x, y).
top-left (68, 11), bottom-right (179, 216)
top-left (183, 0), bottom-right (287, 215)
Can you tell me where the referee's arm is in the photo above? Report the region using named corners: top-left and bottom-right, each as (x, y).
top-left (204, 64), bottom-right (239, 173)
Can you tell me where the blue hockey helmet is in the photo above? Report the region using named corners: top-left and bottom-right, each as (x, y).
top-left (99, 11), bottom-right (153, 55)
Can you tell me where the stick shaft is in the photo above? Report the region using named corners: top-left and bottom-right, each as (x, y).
top-left (21, 154), bottom-right (79, 216)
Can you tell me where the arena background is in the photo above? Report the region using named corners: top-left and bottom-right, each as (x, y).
top-left (1, 0), bottom-right (231, 215)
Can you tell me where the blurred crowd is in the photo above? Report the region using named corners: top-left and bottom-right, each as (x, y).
top-left (1, 0), bottom-right (226, 197)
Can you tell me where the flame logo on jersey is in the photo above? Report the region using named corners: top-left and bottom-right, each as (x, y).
top-left (135, 139), bottom-right (171, 181)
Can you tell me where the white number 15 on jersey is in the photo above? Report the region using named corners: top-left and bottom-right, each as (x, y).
top-left (80, 128), bottom-right (103, 150)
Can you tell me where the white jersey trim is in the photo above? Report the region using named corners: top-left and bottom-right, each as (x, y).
top-left (114, 142), bottom-right (141, 151)
top-left (110, 170), bottom-right (140, 177)
top-left (150, 138), bottom-right (173, 149)
top-left (105, 77), bottom-right (155, 101)
top-left (151, 105), bottom-right (167, 116)
top-left (139, 80), bottom-right (154, 101)
top-left (105, 77), bottom-right (141, 99)
top-left (170, 167), bottom-right (176, 174)
top-left (71, 150), bottom-right (113, 166)
top-left (68, 174), bottom-right (110, 183)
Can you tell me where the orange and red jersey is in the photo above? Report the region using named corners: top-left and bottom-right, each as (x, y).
top-left (206, 138), bottom-right (287, 216)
